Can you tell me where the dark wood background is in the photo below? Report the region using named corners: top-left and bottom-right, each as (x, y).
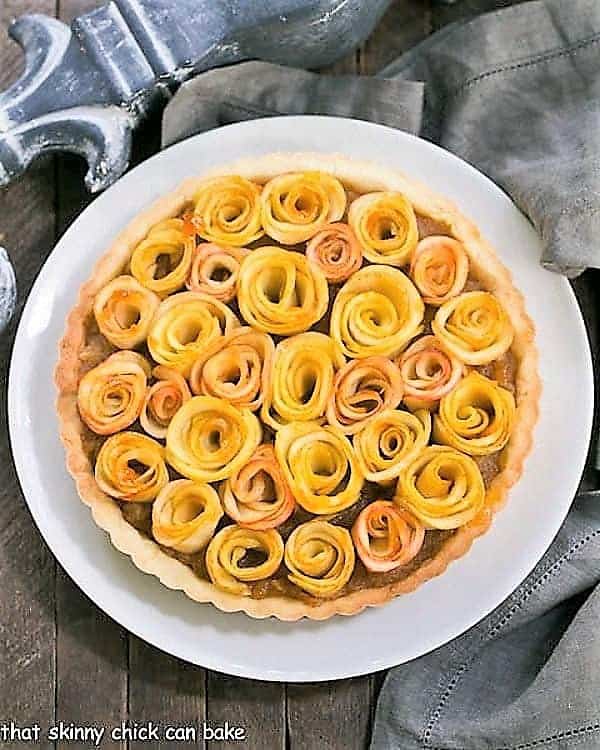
top-left (2, 1), bottom-right (597, 749)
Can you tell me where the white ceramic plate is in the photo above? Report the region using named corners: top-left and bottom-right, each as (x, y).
top-left (9, 116), bottom-right (593, 681)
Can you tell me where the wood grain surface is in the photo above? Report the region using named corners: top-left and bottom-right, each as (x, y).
top-left (0, 1), bottom-right (595, 749)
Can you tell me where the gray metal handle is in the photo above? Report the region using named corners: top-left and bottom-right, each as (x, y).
top-left (0, 0), bottom-right (392, 192)
top-left (0, 248), bottom-right (17, 333)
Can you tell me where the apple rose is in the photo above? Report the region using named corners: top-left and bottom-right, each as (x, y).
top-left (140, 365), bottom-right (191, 439)
top-left (166, 396), bottom-right (261, 482)
top-left (352, 501), bottom-right (425, 572)
top-left (130, 218), bottom-right (194, 297)
top-left (78, 351), bottom-right (150, 435)
top-left (397, 335), bottom-right (464, 405)
top-left (261, 171), bottom-right (346, 244)
top-left (95, 431), bottom-right (169, 502)
top-left (275, 422), bottom-right (363, 515)
top-left (432, 291), bottom-right (514, 365)
top-left (237, 246), bottom-right (328, 335)
top-left (284, 520), bottom-right (355, 597)
top-left (192, 175), bottom-right (264, 246)
top-left (206, 525), bottom-right (284, 596)
top-left (353, 409), bottom-right (431, 484)
top-left (189, 327), bottom-right (274, 411)
top-left (186, 242), bottom-right (249, 303)
top-left (434, 371), bottom-right (516, 456)
top-left (147, 291), bottom-right (239, 376)
top-left (93, 275), bottom-right (160, 349)
top-left (330, 266), bottom-right (424, 359)
top-left (326, 356), bottom-right (404, 435)
top-left (410, 235), bottom-right (469, 305)
top-left (152, 479), bottom-right (223, 553)
top-left (261, 332), bottom-right (345, 430)
top-left (396, 445), bottom-right (485, 529)
top-left (220, 445), bottom-right (295, 530)
top-left (348, 191), bottom-right (418, 266)
top-left (305, 223), bottom-right (362, 283)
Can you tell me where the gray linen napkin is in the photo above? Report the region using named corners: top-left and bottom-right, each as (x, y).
top-left (382, 0), bottom-right (600, 277)
top-left (372, 490), bottom-right (600, 750)
top-left (162, 63), bottom-right (424, 149)
top-left (161, 1), bottom-right (600, 747)
top-left (164, 0), bottom-right (600, 278)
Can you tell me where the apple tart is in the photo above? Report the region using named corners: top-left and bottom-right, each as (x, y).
top-left (55, 153), bottom-right (539, 620)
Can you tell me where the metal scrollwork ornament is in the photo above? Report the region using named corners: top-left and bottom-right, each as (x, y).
top-left (0, 0), bottom-right (392, 192)
top-left (0, 0), bottom-right (392, 331)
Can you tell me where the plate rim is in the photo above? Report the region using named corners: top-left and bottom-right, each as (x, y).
top-left (7, 115), bottom-right (594, 681)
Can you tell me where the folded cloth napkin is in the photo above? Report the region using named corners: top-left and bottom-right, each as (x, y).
top-left (164, 0), bottom-right (600, 278)
top-left (162, 63), bottom-right (424, 151)
top-left (372, 490), bottom-right (600, 750)
top-left (162, 1), bottom-right (600, 747)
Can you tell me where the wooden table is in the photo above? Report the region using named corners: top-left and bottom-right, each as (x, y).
top-left (1, 1), bottom-right (597, 748)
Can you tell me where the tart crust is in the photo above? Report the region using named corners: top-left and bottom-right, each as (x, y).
top-left (55, 153), bottom-right (539, 621)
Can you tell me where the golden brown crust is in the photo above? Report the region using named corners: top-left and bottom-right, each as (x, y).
top-left (55, 152), bottom-right (540, 621)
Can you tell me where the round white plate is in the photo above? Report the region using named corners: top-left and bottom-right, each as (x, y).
top-left (9, 116), bottom-right (593, 681)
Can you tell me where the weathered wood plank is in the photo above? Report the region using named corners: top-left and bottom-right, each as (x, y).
top-left (58, 0), bottom-right (102, 22)
top-left (0, 3), bottom-right (57, 749)
top-left (121, 92), bottom-right (211, 750)
top-left (55, 576), bottom-right (128, 749)
top-left (288, 39), bottom-right (393, 749)
top-left (52, 2), bottom-right (129, 746)
top-left (46, 6), bottom-right (206, 739)
top-left (370, 671), bottom-right (387, 727)
top-left (301, 7), bottom-right (435, 733)
top-left (205, 674), bottom-right (285, 750)
top-left (128, 637), bottom-right (207, 750)
top-left (52, 4), bottom-right (206, 739)
top-left (287, 679), bottom-right (374, 750)
top-left (129, 26), bottom-right (288, 750)
top-left (360, 0), bottom-right (431, 74)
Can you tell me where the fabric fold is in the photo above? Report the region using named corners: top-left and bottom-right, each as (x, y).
top-left (162, 60), bottom-right (424, 147)
top-left (163, 0), bottom-right (600, 276)
top-left (371, 490), bottom-right (600, 750)
top-left (381, 0), bottom-right (600, 275)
